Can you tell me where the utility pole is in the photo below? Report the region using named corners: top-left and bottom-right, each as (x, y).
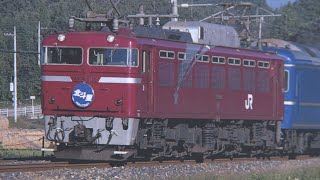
top-left (4, 26), bottom-right (17, 122)
top-left (258, 17), bottom-right (264, 48)
top-left (38, 21), bottom-right (47, 66)
top-left (38, 22), bottom-right (41, 66)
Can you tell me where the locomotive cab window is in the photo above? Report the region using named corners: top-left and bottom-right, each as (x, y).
top-left (88, 48), bottom-right (138, 67)
top-left (44, 47), bottom-right (82, 65)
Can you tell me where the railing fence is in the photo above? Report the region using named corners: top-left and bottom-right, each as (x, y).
top-left (0, 105), bottom-right (42, 118)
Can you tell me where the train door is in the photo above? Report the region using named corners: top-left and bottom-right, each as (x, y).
top-left (141, 46), bottom-right (154, 113)
top-left (294, 70), bottom-right (302, 125)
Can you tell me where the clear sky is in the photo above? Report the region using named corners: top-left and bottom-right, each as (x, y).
top-left (266, 0), bottom-right (296, 8)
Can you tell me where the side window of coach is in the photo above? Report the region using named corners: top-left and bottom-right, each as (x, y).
top-left (284, 70), bottom-right (289, 92)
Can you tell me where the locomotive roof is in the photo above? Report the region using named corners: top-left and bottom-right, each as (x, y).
top-left (98, 21), bottom-right (241, 47)
top-left (163, 21), bottom-right (240, 48)
top-left (137, 36), bottom-right (279, 60)
top-left (43, 28), bottom-right (279, 60)
top-left (132, 26), bottom-right (193, 43)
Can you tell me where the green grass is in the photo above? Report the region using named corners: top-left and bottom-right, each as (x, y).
top-left (0, 148), bottom-right (53, 159)
top-left (245, 168), bottom-right (320, 180)
top-left (174, 167), bottom-right (320, 180)
top-left (0, 132), bottom-right (51, 159)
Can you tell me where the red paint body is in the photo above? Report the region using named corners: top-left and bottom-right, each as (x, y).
top-left (42, 28), bottom-right (284, 121)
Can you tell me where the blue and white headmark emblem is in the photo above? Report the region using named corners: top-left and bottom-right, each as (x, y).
top-left (72, 83), bottom-right (94, 108)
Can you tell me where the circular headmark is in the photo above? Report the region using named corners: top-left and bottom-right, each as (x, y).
top-left (71, 83), bottom-right (95, 108)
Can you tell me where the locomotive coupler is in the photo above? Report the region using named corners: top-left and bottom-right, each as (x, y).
top-left (73, 124), bottom-right (93, 142)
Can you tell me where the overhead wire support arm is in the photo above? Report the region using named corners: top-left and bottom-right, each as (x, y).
top-left (208, 14), bottom-right (282, 20)
top-left (200, 6), bottom-right (236, 22)
top-left (127, 14), bottom-right (179, 18)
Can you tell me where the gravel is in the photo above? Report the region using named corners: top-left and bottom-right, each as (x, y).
top-left (1, 158), bottom-right (320, 180)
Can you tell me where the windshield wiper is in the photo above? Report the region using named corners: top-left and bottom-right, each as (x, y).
top-left (109, 44), bottom-right (119, 58)
top-left (54, 43), bottom-right (62, 63)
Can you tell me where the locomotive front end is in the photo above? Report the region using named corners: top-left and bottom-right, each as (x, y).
top-left (41, 30), bottom-right (141, 161)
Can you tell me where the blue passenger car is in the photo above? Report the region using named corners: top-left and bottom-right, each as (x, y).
top-left (279, 50), bottom-right (320, 129)
top-left (260, 39), bottom-right (320, 153)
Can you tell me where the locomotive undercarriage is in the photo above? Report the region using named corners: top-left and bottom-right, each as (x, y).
top-left (44, 115), bottom-right (280, 161)
top-left (136, 119), bottom-right (279, 161)
top-left (282, 129), bottom-right (320, 157)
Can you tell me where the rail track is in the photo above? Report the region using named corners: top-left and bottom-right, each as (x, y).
top-left (0, 161), bottom-right (111, 173)
top-left (0, 155), bottom-right (315, 173)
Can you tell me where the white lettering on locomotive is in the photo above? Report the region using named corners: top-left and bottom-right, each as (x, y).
top-left (73, 89), bottom-right (93, 101)
top-left (73, 89), bottom-right (86, 99)
top-left (85, 94), bottom-right (93, 101)
top-left (245, 94), bottom-right (253, 110)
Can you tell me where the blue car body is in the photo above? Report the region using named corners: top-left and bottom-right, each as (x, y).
top-left (262, 43), bottom-right (320, 130)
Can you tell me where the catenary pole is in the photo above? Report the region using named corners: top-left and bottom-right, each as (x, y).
top-left (4, 26), bottom-right (17, 122)
top-left (13, 26), bottom-right (17, 122)
top-left (38, 21), bottom-right (41, 66)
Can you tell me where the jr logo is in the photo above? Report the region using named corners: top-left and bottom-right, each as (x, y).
top-left (245, 94), bottom-right (253, 110)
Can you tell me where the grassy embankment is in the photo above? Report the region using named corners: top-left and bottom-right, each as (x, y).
top-left (0, 116), bottom-right (52, 159)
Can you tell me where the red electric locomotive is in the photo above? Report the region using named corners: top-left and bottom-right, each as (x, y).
top-left (41, 10), bottom-right (284, 162)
